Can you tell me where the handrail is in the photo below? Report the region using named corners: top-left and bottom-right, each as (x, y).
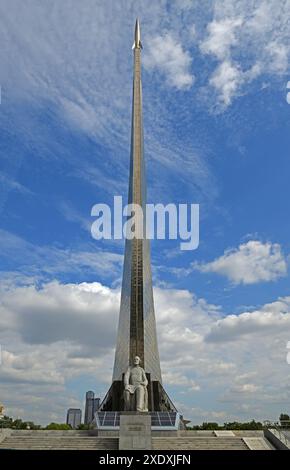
top-left (264, 420), bottom-right (290, 448)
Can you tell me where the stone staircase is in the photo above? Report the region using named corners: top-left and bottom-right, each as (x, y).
top-left (152, 436), bottom-right (249, 450)
top-left (0, 430), bottom-right (274, 450)
top-left (0, 431), bottom-right (118, 450)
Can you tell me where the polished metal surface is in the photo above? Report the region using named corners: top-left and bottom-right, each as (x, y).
top-left (133, 18), bottom-right (142, 49)
top-left (113, 20), bottom-right (162, 383)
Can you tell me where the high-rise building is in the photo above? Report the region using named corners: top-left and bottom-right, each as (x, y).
top-left (84, 391), bottom-right (94, 425)
top-left (84, 391), bottom-right (100, 425)
top-left (99, 20), bottom-right (176, 413)
top-left (66, 408), bottom-right (82, 429)
top-left (94, 397), bottom-right (100, 413)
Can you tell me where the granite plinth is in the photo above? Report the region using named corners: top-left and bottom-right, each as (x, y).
top-left (119, 413), bottom-right (151, 450)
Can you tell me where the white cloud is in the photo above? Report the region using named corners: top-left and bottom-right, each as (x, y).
top-left (0, 350), bottom-right (65, 385)
top-left (144, 33), bottom-right (194, 90)
top-left (206, 296), bottom-right (290, 342)
top-left (158, 287), bottom-right (290, 421)
top-left (208, 59), bottom-right (261, 107)
top-left (0, 1), bottom-right (212, 208)
top-left (1, 0), bottom-right (290, 426)
top-left (200, 18), bottom-right (243, 60)
top-left (200, 16), bottom-right (245, 105)
top-left (195, 240), bottom-right (287, 284)
top-left (58, 201), bottom-right (91, 232)
top-left (200, 1), bottom-right (290, 106)
top-left (209, 60), bottom-right (242, 106)
top-left (1, 279), bottom-right (290, 424)
top-left (0, 281), bottom-right (120, 352)
top-left (265, 41), bottom-right (289, 74)
top-left (230, 383), bottom-right (260, 394)
top-left (0, 229), bottom-right (123, 280)
top-left (162, 371), bottom-right (200, 391)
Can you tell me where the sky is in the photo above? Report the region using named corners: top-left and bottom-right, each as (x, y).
top-left (0, 0), bottom-right (290, 426)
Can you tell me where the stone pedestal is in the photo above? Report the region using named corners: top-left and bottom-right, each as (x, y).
top-left (119, 413), bottom-right (151, 450)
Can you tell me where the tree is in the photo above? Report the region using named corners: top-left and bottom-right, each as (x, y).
top-left (223, 420), bottom-right (263, 430)
top-left (77, 424), bottom-right (91, 430)
top-left (187, 420), bottom-right (264, 431)
top-left (188, 422), bottom-right (221, 430)
top-left (0, 415), bottom-right (41, 430)
top-left (0, 415), bottom-right (13, 428)
top-left (279, 413), bottom-right (290, 428)
top-left (201, 422), bottom-right (220, 430)
top-left (45, 422), bottom-right (71, 430)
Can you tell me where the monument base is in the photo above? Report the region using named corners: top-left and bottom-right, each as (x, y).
top-left (94, 410), bottom-right (181, 431)
top-left (119, 413), bottom-right (151, 450)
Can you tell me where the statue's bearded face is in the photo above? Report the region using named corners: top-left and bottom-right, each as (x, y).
top-left (134, 356), bottom-right (140, 365)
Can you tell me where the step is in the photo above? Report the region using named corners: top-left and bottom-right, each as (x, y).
top-left (152, 437), bottom-right (248, 450)
top-left (242, 437), bottom-right (272, 450)
top-left (0, 436), bottom-right (118, 450)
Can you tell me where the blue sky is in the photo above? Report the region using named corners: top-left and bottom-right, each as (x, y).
top-left (0, 0), bottom-right (290, 425)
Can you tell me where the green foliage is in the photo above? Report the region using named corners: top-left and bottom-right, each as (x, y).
top-left (201, 422), bottom-right (219, 430)
top-left (279, 413), bottom-right (290, 428)
top-left (188, 420), bottom-right (264, 430)
top-left (45, 422), bottom-right (72, 430)
top-left (223, 420), bottom-right (263, 430)
top-left (190, 422), bottom-right (222, 430)
top-left (77, 423), bottom-right (91, 430)
top-left (0, 415), bottom-right (41, 429)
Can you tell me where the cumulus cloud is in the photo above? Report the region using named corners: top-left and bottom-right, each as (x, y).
top-left (208, 58), bottom-right (261, 107)
top-left (195, 240), bottom-right (287, 284)
top-left (200, 16), bottom-right (245, 105)
top-left (162, 371), bottom-right (200, 391)
top-left (0, 280), bottom-right (121, 423)
top-left (0, 349), bottom-right (65, 385)
top-left (200, 17), bottom-right (243, 60)
top-left (1, 279), bottom-right (290, 424)
top-left (206, 296), bottom-right (290, 342)
top-left (200, 1), bottom-right (290, 106)
top-left (144, 33), bottom-right (194, 90)
top-left (0, 281), bottom-right (120, 353)
top-left (209, 60), bottom-right (242, 107)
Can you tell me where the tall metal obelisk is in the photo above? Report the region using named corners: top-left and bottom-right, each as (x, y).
top-left (100, 20), bottom-right (175, 412)
top-left (113, 19), bottom-right (162, 384)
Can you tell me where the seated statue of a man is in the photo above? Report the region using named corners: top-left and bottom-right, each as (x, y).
top-left (123, 356), bottom-right (148, 412)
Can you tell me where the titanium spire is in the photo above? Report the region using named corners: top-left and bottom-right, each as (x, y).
top-left (112, 19), bottom-right (161, 383)
top-left (132, 18), bottom-right (142, 49)
top-left (99, 20), bottom-right (176, 413)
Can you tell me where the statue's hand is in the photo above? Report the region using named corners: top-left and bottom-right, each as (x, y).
top-left (124, 385), bottom-right (131, 392)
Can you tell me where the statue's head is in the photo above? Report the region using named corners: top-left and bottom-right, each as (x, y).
top-left (133, 356), bottom-right (141, 365)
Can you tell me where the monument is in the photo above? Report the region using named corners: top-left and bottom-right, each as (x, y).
top-left (98, 19), bottom-right (176, 418)
top-left (124, 356), bottom-right (148, 412)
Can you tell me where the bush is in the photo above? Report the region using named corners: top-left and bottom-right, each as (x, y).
top-left (45, 423), bottom-right (71, 430)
